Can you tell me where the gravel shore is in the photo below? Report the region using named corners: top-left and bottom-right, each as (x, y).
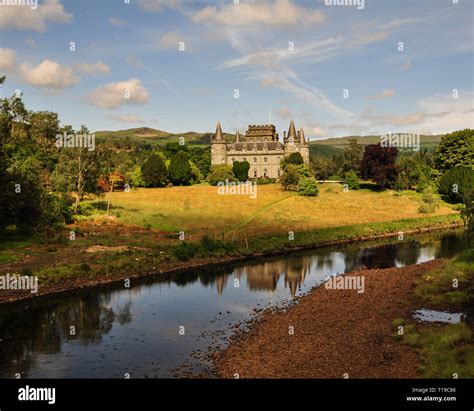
top-left (214, 260), bottom-right (444, 378)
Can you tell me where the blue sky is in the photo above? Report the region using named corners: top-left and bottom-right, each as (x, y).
top-left (0, 0), bottom-right (472, 139)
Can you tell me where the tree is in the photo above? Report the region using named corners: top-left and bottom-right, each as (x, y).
top-left (297, 177), bottom-right (319, 196)
top-left (207, 164), bottom-right (236, 186)
top-left (51, 126), bottom-right (104, 212)
top-left (280, 164), bottom-right (310, 191)
top-left (460, 189), bottom-right (474, 247)
top-left (0, 85), bottom-right (44, 232)
top-left (396, 156), bottom-right (427, 191)
top-left (312, 157), bottom-right (336, 181)
top-left (105, 173), bottom-right (124, 217)
top-left (141, 154), bottom-right (167, 187)
top-left (438, 166), bottom-right (474, 202)
top-left (168, 151), bottom-right (192, 185)
top-left (129, 166), bottom-right (146, 187)
top-left (434, 129), bottom-right (474, 173)
top-left (342, 138), bottom-right (363, 176)
top-left (344, 170), bottom-right (360, 189)
top-left (232, 160), bottom-right (250, 181)
top-left (360, 144), bottom-right (398, 188)
top-left (281, 152), bottom-right (304, 170)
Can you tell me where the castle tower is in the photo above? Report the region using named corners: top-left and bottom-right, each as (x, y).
top-left (211, 121), bottom-right (227, 166)
top-left (235, 130), bottom-right (240, 143)
top-left (284, 119), bottom-right (299, 155)
top-left (299, 128), bottom-right (310, 164)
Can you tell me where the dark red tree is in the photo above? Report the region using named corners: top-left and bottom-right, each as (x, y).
top-left (360, 144), bottom-right (398, 188)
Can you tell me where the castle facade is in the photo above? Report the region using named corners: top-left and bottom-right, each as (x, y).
top-left (210, 120), bottom-right (309, 179)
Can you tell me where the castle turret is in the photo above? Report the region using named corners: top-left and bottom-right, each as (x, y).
top-left (284, 119), bottom-right (298, 154)
top-left (287, 120), bottom-right (297, 144)
top-left (211, 121), bottom-right (227, 165)
top-left (235, 130), bottom-right (240, 143)
top-left (299, 127), bottom-right (310, 164)
top-left (214, 121), bottom-right (223, 141)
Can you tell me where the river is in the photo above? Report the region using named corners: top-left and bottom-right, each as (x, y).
top-left (0, 228), bottom-right (468, 378)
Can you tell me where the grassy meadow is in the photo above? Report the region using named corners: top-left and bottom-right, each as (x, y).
top-left (82, 183), bottom-right (457, 238)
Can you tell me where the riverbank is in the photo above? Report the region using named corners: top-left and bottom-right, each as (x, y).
top-left (213, 253), bottom-right (473, 378)
top-left (0, 215), bottom-right (463, 306)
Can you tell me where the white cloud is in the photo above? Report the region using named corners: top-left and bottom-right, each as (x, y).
top-left (74, 61), bottom-right (111, 75)
top-left (0, 48), bottom-right (17, 72)
top-left (138, 0), bottom-right (180, 12)
top-left (108, 17), bottom-right (127, 27)
top-left (274, 107), bottom-right (292, 119)
top-left (87, 78), bottom-right (149, 109)
top-left (107, 114), bottom-right (145, 124)
top-left (158, 32), bottom-right (183, 49)
top-left (193, 0), bottom-right (325, 27)
top-left (19, 59), bottom-right (79, 92)
top-left (416, 93), bottom-right (474, 134)
top-left (368, 89), bottom-right (396, 100)
top-left (0, 0), bottom-right (72, 32)
top-left (357, 92), bottom-right (474, 134)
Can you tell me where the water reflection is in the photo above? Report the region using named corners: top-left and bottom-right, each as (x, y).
top-left (0, 229), bottom-right (468, 378)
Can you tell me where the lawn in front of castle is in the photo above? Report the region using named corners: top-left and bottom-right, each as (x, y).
top-left (82, 182), bottom-right (457, 239)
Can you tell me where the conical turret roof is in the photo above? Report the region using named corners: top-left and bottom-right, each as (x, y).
top-left (300, 128), bottom-right (306, 144)
top-left (287, 120), bottom-right (297, 141)
top-left (214, 121), bottom-right (223, 141)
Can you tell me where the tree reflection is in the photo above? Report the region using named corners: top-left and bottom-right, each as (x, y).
top-left (0, 293), bottom-right (132, 378)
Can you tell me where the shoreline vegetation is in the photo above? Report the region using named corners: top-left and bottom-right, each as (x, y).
top-left (212, 250), bottom-right (473, 379)
top-left (0, 210), bottom-right (462, 305)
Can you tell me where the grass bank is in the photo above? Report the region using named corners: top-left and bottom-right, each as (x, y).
top-left (393, 250), bottom-right (474, 378)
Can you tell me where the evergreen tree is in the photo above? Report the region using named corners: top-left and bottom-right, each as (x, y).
top-left (232, 160), bottom-right (250, 181)
top-left (141, 154), bottom-right (168, 187)
top-left (168, 151), bottom-right (192, 185)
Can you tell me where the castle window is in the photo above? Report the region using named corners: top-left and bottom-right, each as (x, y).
top-left (264, 157), bottom-right (267, 163)
top-left (277, 169), bottom-right (281, 177)
top-left (263, 169), bottom-right (268, 178)
top-left (232, 157), bottom-right (235, 163)
top-left (253, 169), bottom-right (257, 178)
top-left (253, 157), bottom-right (257, 163)
top-left (243, 157), bottom-right (247, 162)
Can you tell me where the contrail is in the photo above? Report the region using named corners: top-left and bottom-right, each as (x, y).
top-left (137, 58), bottom-right (180, 97)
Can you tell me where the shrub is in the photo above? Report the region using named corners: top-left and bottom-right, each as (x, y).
top-left (418, 188), bottom-right (439, 214)
top-left (200, 235), bottom-right (225, 252)
top-left (255, 177), bottom-right (276, 185)
top-left (207, 164), bottom-right (236, 186)
top-left (297, 177), bottom-right (319, 196)
top-left (344, 170), bottom-right (360, 190)
top-left (173, 242), bottom-right (201, 261)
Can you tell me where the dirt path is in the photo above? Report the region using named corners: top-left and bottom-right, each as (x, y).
top-left (214, 260), bottom-right (444, 378)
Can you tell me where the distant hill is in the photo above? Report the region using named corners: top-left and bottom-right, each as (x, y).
top-left (310, 134), bottom-right (443, 149)
top-left (94, 127), bottom-right (233, 146)
top-left (95, 127), bottom-right (444, 153)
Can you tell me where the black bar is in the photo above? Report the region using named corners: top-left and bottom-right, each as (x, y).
top-left (0, 379), bottom-right (471, 410)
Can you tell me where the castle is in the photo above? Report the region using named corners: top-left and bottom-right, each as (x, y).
top-left (210, 120), bottom-right (309, 179)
